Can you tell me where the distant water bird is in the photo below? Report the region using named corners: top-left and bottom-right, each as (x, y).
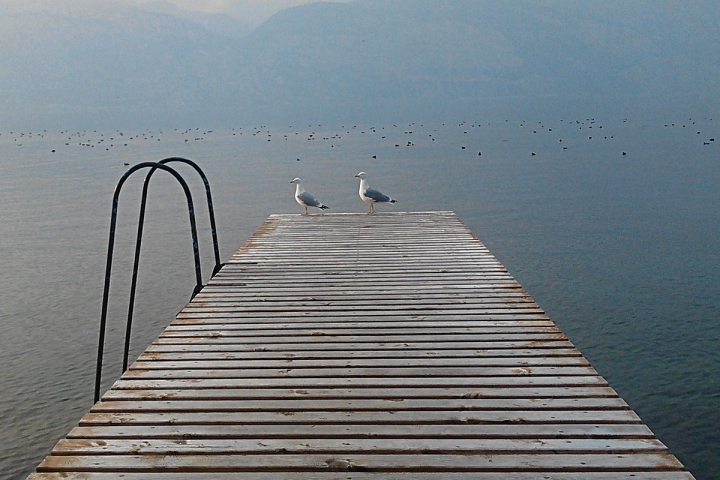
top-left (290, 178), bottom-right (329, 215)
top-left (354, 172), bottom-right (397, 214)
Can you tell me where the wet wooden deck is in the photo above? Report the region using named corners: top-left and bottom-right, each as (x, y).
top-left (29, 211), bottom-right (695, 479)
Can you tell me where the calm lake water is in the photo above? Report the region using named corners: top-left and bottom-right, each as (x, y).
top-left (1, 112), bottom-right (719, 479)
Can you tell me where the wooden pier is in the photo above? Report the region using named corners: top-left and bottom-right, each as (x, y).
top-left (29, 211), bottom-right (695, 479)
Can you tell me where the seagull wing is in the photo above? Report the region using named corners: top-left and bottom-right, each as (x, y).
top-left (364, 187), bottom-right (392, 203)
top-left (297, 190), bottom-right (324, 208)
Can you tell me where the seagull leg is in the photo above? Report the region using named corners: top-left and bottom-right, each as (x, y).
top-left (303, 206), bottom-right (308, 215)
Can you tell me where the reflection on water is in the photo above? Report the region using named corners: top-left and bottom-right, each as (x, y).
top-left (1, 115), bottom-right (718, 479)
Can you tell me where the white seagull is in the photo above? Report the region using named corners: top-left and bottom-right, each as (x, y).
top-left (290, 178), bottom-right (329, 215)
top-left (354, 172), bottom-right (397, 214)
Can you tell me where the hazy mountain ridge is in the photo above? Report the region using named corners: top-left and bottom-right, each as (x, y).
top-left (130, 0), bottom-right (253, 39)
top-left (1, 2), bottom-right (247, 127)
top-left (1, 0), bottom-right (718, 128)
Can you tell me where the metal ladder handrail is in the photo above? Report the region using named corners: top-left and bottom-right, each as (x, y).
top-left (95, 161), bottom-right (204, 403)
top-left (158, 157), bottom-right (222, 276)
top-left (122, 158), bottom-right (222, 374)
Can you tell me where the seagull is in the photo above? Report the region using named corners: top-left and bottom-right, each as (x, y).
top-left (290, 178), bottom-right (329, 215)
top-left (354, 172), bottom-right (397, 214)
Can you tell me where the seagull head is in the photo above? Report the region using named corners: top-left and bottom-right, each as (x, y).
top-left (354, 172), bottom-right (367, 179)
top-left (290, 178), bottom-right (302, 184)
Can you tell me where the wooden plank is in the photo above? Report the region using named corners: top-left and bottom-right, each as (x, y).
top-left (28, 472), bottom-right (698, 479)
top-left (27, 212), bottom-right (694, 479)
top-left (164, 320), bottom-right (556, 330)
top-left (130, 358), bottom-right (590, 371)
top-left (177, 306), bottom-right (545, 315)
top-left (51, 437), bottom-right (667, 455)
top-left (179, 301), bottom-right (542, 309)
top-left (191, 293), bottom-right (533, 301)
top-left (199, 284), bottom-right (525, 292)
top-left (206, 280), bottom-right (523, 287)
top-left (173, 313), bottom-right (552, 321)
top-left (150, 333), bottom-right (568, 345)
top-left (66, 423), bottom-right (656, 439)
top-left (103, 375), bottom-right (610, 389)
top-left (216, 264), bottom-right (509, 272)
top-left (144, 340), bottom-right (578, 352)
top-left (137, 347), bottom-right (582, 360)
top-left (158, 326), bottom-right (561, 337)
top-left (36, 453), bottom-right (686, 472)
top-left (77, 410), bottom-right (645, 425)
top-left (121, 366), bottom-right (597, 380)
top-left (89, 397), bottom-right (631, 413)
top-left (128, 357), bottom-right (589, 371)
top-left (100, 386), bottom-right (618, 400)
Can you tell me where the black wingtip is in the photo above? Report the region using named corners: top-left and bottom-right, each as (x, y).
top-left (320, 205), bottom-right (330, 209)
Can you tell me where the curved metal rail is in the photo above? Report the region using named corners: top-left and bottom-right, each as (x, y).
top-left (122, 158), bottom-right (222, 373)
top-left (94, 161), bottom-right (217, 403)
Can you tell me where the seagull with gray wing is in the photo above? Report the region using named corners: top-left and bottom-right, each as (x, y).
top-left (354, 171), bottom-right (397, 214)
top-left (290, 178), bottom-right (330, 215)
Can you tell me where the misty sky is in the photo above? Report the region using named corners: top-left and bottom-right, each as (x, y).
top-left (134, 0), bottom-right (349, 25)
top-left (0, 0), bottom-right (351, 26)
top-left (133, 0), bottom-right (345, 14)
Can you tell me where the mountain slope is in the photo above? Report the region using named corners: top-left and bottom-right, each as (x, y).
top-left (1, 0), bottom-right (718, 127)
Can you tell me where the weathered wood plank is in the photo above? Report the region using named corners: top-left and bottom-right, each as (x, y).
top-left (101, 386), bottom-right (617, 400)
top-left (173, 313), bottom-right (552, 322)
top-left (66, 423), bottom-right (655, 440)
top-left (122, 366), bottom-right (597, 380)
top-left (27, 472), bottom-right (698, 479)
top-left (206, 280), bottom-right (524, 288)
top-left (90, 397), bottom-right (630, 413)
top-left (199, 285), bottom-right (525, 294)
top-left (177, 307), bottom-right (545, 316)
top-left (78, 409), bottom-right (645, 425)
top-left (150, 333), bottom-right (567, 345)
top-left (157, 326), bottom-right (561, 338)
top-left (137, 348), bottom-right (583, 360)
top-left (185, 300), bottom-right (541, 310)
top-left (215, 265), bottom-right (510, 274)
top-left (210, 275), bottom-right (518, 283)
top-left (190, 293), bottom-right (532, 302)
top-left (144, 340), bottom-right (578, 352)
top-left (36, 453), bottom-right (686, 472)
top-left (132, 357), bottom-right (589, 374)
top-left (106, 375), bottom-right (609, 390)
top-left (164, 320), bottom-right (556, 330)
top-left (129, 357), bottom-right (589, 370)
top-left (51, 437), bottom-right (667, 455)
